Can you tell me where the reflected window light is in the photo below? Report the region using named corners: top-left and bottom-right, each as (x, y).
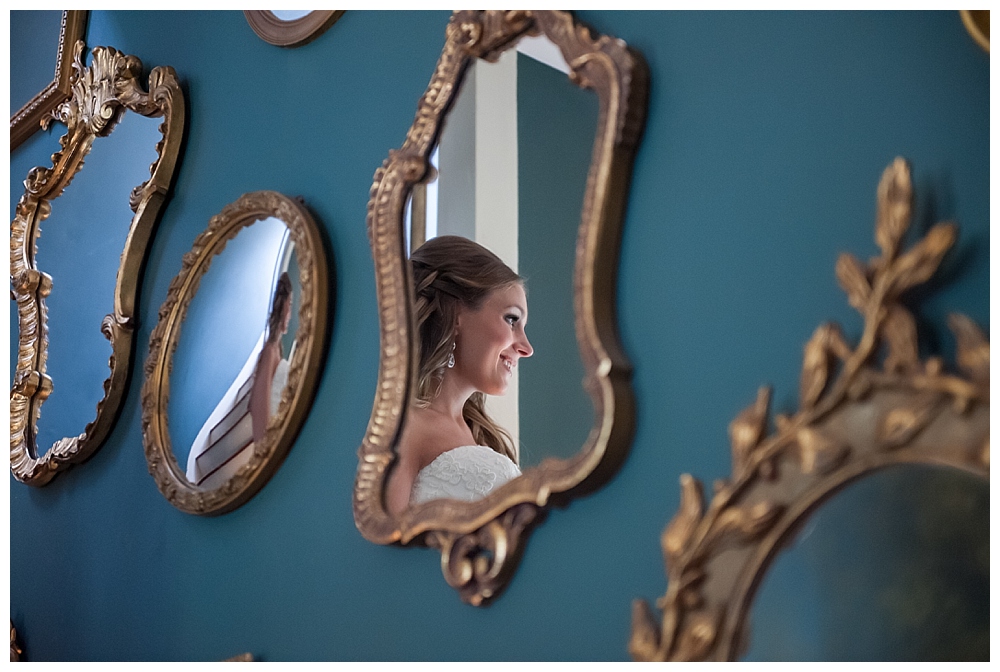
top-left (270, 10), bottom-right (312, 22)
top-left (426, 145), bottom-right (440, 240)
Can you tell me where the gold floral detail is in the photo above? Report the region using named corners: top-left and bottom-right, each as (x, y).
top-left (630, 158), bottom-right (989, 661)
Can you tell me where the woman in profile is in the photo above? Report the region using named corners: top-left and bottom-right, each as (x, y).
top-left (386, 235), bottom-right (534, 515)
top-left (187, 271), bottom-right (293, 488)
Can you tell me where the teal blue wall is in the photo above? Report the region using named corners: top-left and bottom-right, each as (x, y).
top-left (9, 11), bottom-right (988, 661)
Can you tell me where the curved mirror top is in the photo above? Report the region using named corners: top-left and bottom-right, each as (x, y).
top-left (28, 112), bottom-right (162, 456)
top-left (169, 218), bottom-right (300, 490)
top-left (746, 466), bottom-right (988, 661)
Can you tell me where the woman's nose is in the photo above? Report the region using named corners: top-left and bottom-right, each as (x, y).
top-left (516, 333), bottom-right (533, 358)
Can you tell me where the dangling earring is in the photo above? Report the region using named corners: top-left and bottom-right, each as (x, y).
top-left (447, 341), bottom-right (456, 368)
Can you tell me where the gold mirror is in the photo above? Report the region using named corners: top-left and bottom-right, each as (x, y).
top-left (355, 10), bottom-right (648, 605)
top-left (10, 43), bottom-right (184, 486)
top-left (142, 191), bottom-right (329, 516)
top-left (10, 10), bottom-right (88, 151)
top-left (244, 10), bottom-right (344, 48)
top-left (630, 159), bottom-right (990, 661)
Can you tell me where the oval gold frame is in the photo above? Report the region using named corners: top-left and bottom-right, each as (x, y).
top-left (10, 42), bottom-right (185, 486)
top-left (630, 159), bottom-right (990, 661)
top-left (243, 10), bottom-right (344, 48)
top-left (354, 10), bottom-right (648, 605)
top-left (141, 191), bottom-right (329, 516)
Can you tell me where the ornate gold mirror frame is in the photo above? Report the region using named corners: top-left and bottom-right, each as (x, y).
top-left (141, 191), bottom-right (328, 516)
top-left (243, 10), bottom-right (344, 48)
top-left (355, 10), bottom-right (648, 605)
top-left (10, 10), bottom-right (88, 151)
top-left (10, 43), bottom-right (185, 486)
top-left (629, 158), bottom-right (990, 661)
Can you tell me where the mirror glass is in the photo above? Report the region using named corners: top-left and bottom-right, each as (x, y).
top-left (28, 112), bottom-right (162, 457)
top-left (744, 465), bottom-right (988, 661)
top-left (393, 34), bottom-right (598, 510)
top-left (168, 216), bottom-right (301, 489)
top-left (270, 10), bottom-right (312, 22)
top-left (9, 10), bottom-right (62, 116)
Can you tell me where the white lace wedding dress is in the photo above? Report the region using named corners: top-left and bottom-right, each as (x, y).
top-left (409, 445), bottom-right (521, 505)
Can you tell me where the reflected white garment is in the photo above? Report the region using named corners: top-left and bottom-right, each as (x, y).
top-left (186, 355), bottom-right (289, 490)
top-left (409, 445), bottom-right (521, 505)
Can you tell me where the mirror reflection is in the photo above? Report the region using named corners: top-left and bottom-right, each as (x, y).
top-left (744, 465), bottom-right (988, 661)
top-left (9, 10), bottom-right (63, 117)
top-left (28, 111), bottom-right (162, 457)
top-left (390, 35), bottom-right (598, 513)
top-left (168, 217), bottom-right (300, 489)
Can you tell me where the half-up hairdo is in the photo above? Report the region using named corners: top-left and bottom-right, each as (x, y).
top-left (410, 235), bottom-right (522, 462)
top-left (267, 272), bottom-right (293, 346)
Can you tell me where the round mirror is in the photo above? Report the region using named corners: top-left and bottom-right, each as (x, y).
top-left (142, 191), bottom-right (329, 515)
top-left (745, 465), bottom-right (988, 661)
top-left (243, 10), bottom-right (343, 48)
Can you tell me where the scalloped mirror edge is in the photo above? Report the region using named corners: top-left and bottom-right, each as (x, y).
top-left (629, 158), bottom-right (990, 661)
top-left (10, 41), bottom-right (186, 486)
top-left (354, 9), bottom-right (649, 605)
top-left (10, 10), bottom-right (89, 151)
top-left (141, 191), bottom-right (329, 516)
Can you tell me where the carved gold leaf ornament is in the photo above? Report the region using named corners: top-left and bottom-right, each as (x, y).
top-left (10, 43), bottom-right (185, 486)
top-left (140, 192), bottom-right (329, 516)
top-left (354, 10), bottom-right (648, 605)
top-left (629, 158), bottom-right (989, 661)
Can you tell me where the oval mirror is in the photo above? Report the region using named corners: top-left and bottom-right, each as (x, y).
top-left (243, 10), bottom-right (343, 48)
top-left (355, 10), bottom-right (648, 605)
top-left (10, 43), bottom-right (184, 485)
top-left (142, 191), bottom-right (329, 515)
top-left (745, 465), bottom-right (988, 661)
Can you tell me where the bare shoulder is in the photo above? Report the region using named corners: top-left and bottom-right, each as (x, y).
top-left (397, 406), bottom-right (473, 470)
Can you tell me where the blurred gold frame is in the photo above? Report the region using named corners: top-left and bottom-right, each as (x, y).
top-left (354, 10), bottom-right (648, 605)
top-left (10, 43), bottom-right (185, 486)
top-left (630, 158), bottom-right (990, 661)
top-left (141, 191), bottom-right (329, 516)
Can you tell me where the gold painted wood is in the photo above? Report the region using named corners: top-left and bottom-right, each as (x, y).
top-left (10, 10), bottom-right (88, 151)
top-left (10, 43), bottom-right (185, 486)
top-left (960, 10), bottom-right (989, 53)
top-left (141, 191), bottom-right (329, 516)
top-left (629, 158), bottom-right (990, 662)
top-left (243, 10), bottom-right (344, 48)
top-left (10, 621), bottom-right (22, 662)
top-left (354, 10), bottom-right (648, 605)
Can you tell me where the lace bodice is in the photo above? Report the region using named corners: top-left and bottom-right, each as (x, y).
top-left (410, 445), bottom-right (521, 506)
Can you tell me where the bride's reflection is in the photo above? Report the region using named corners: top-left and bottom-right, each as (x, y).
top-left (386, 235), bottom-right (534, 514)
top-left (185, 271), bottom-right (294, 489)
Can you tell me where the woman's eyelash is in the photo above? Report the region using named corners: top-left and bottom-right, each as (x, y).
top-left (505, 314), bottom-right (519, 325)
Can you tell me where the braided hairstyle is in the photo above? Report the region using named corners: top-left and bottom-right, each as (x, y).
top-left (410, 235), bottom-right (521, 462)
top-left (267, 272), bottom-right (293, 346)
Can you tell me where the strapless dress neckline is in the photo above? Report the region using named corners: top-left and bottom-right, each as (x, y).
top-left (409, 445), bottom-right (521, 506)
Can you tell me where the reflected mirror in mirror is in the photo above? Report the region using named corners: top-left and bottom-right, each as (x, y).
top-left (392, 35), bottom-right (598, 512)
top-left (169, 218), bottom-right (300, 490)
top-left (744, 465), bottom-right (988, 661)
top-left (10, 10), bottom-right (62, 117)
top-left (27, 111), bottom-right (162, 458)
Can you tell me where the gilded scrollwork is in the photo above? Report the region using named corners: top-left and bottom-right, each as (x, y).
top-left (629, 158), bottom-right (989, 661)
top-left (355, 10), bottom-right (648, 605)
top-left (140, 191), bottom-right (329, 516)
top-left (10, 43), bottom-right (185, 486)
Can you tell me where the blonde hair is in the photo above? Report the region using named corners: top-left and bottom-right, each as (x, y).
top-left (267, 272), bottom-right (293, 346)
top-left (410, 235), bottom-right (521, 462)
